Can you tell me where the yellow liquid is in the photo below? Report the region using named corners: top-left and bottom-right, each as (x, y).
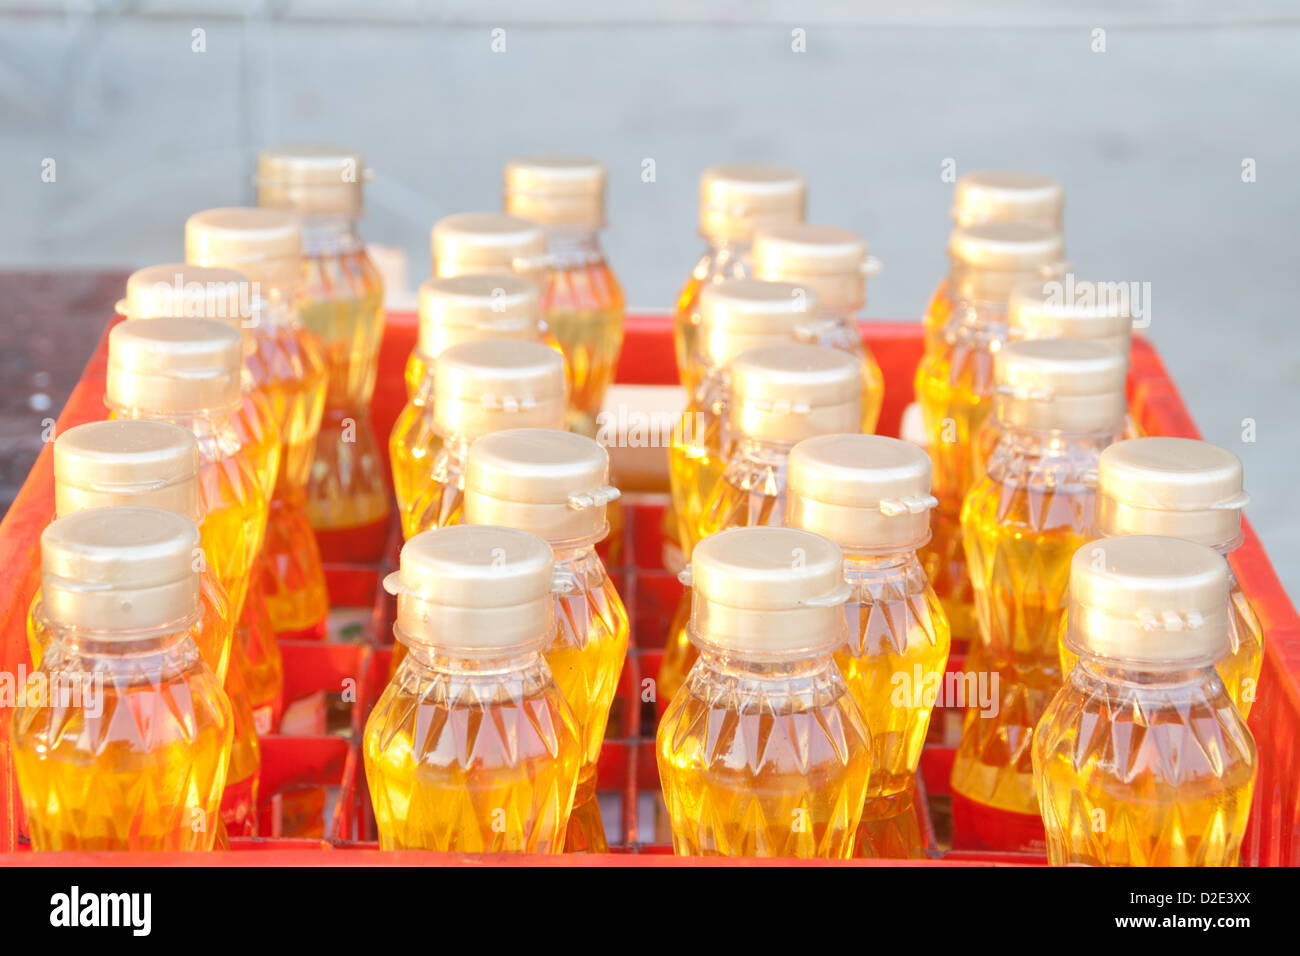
top-left (543, 549), bottom-right (630, 853)
top-left (543, 259), bottom-right (625, 439)
top-left (233, 389), bottom-right (281, 502)
top-left (400, 441), bottom-right (467, 539)
top-left (12, 633), bottom-right (233, 851)
top-left (1033, 662), bottom-right (1256, 865)
top-left (696, 454), bottom-right (788, 542)
top-left (218, 636), bottom-right (262, 836)
top-left (674, 243), bottom-right (749, 393)
top-left (656, 655), bottom-right (871, 857)
top-left (922, 280), bottom-right (954, 353)
top-left (656, 591), bottom-right (694, 715)
top-left (799, 317), bottom-right (884, 434)
top-left (363, 650), bottom-right (582, 852)
top-left (237, 576), bottom-right (284, 735)
top-left (299, 248), bottom-right (391, 533)
top-left (951, 469), bottom-right (1093, 816)
top-left (388, 379), bottom-right (442, 535)
top-left (667, 374), bottom-right (729, 558)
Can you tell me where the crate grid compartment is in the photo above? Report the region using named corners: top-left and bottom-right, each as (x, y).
top-left (1, 313), bottom-right (1297, 864)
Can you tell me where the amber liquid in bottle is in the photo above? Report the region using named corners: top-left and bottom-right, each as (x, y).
top-left (674, 240), bottom-right (750, 393)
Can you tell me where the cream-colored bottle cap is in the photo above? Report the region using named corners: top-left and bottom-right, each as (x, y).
top-left (41, 506), bottom-right (202, 634)
top-left (729, 344), bottom-right (862, 443)
top-left (698, 277), bottom-right (817, 367)
top-left (948, 221), bottom-right (1065, 300)
top-left (751, 224), bottom-right (869, 313)
top-left (106, 317), bottom-right (243, 415)
top-left (952, 170), bottom-right (1064, 229)
top-left (993, 338), bottom-right (1127, 433)
top-left (433, 339), bottom-right (567, 439)
top-left (1096, 438), bottom-right (1249, 548)
top-left (431, 212), bottom-right (547, 278)
top-left (117, 263), bottom-right (254, 328)
top-left (787, 435), bottom-right (937, 553)
top-left (698, 164), bottom-right (807, 242)
top-left (384, 524), bottom-right (557, 652)
top-left (684, 526), bottom-right (850, 654)
top-left (463, 428), bottom-right (620, 545)
top-left (185, 207), bottom-right (302, 298)
top-left (256, 144), bottom-right (368, 217)
top-left (416, 273), bottom-right (541, 362)
top-left (54, 420), bottom-right (201, 523)
top-left (1067, 534), bottom-right (1229, 667)
top-left (504, 154), bottom-right (606, 228)
top-left (1008, 277), bottom-right (1135, 351)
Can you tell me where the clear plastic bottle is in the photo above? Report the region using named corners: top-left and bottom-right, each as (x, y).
top-left (952, 338), bottom-right (1127, 845)
top-left (257, 145), bottom-right (391, 562)
top-left (13, 507), bottom-right (233, 851)
top-left (186, 207), bottom-right (329, 642)
top-left (675, 164), bottom-right (806, 393)
top-left (1035, 534), bottom-right (1256, 866)
top-left (1059, 438), bottom-right (1262, 717)
top-left (364, 525), bottom-right (582, 852)
top-left (505, 155), bottom-right (624, 438)
top-left (750, 224), bottom-right (884, 433)
top-left (463, 427), bottom-right (628, 853)
top-left (657, 526), bottom-right (871, 857)
top-left (390, 274), bottom-right (542, 525)
top-left (105, 317), bottom-right (267, 833)
top-left (913, 222), bottom-right (1066, 647)
top-left (786, 434), bottom-right (950, 858)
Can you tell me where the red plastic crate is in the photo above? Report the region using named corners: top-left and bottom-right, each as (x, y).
top-left (1, 313), bottom-right (1297, 865)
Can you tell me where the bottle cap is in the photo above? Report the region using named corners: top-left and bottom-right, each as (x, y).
top-left (1008, 277), bottom-right (1135, 351)
top-left (416, 274), bottom-right (541, 362)
top-left (431, 212), bottom-right (546, 278)
top-left (729, 344), bottom-right (862, 443)
top-left (464, 428), bottom-right (619, 546)
top-left (185, 207), bottom-right (302, 300)
top-left (684, 526), bottom-right (849, 654)
top-left (504, 154), bottom-right (606, 228)
top-left (952, 170), bottom-right (1064, 229)
top-left (993, 338), bottom-right (1127, 433)
top-left (698, 164), bottom-right (806, 242)
top-left (751, 224), bottom-right (869, 313)
top-left (1097, 438), bottom-right (1249, 549)
top-left (54, 420), bottom-right (201, 523)
top-left (948, 221), bottom-right (1065, 300)
top-left (106, 317), bottom-right (243, 415)
top-left (40, 506), bottom-right (202, 634)
top-left (787, 435), bottom-right (936, 552)
top-left (255, 144), bottom-right (369, 217)
top-left (1067, 534), bottom-right (1229, 666)
top-left (698, 277), bottom-right (816, 367)
top-left (433, 339), bottom-right (567, 439)
top-left (384, 525), bottom-right (558, 652)
top-left (117, 263), bottom-right (254, 328)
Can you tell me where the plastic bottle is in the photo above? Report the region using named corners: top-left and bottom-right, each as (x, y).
top-left (504, 155), bottom-right (624, 438)
top-left (390, 274), bottom-right (542, 526)
top-left (12, 507), bottom-right (232, 851)
top-left (186, 207), bottom-right (330, 643)
top-left (256, 144), bottom-right (391, 562)
top-left (1059, 438), bottom-right (1262, 716)
top-left (1035, 534), bottom-right (1257, 865)
top-left (951, 338), bottom-right (1127, 849)
top-left (364, 525), bottom-right (582, 852)
top-left (786, 434), bottom-right (950, 857)
top-left (657, 526), bottom-right (871, 857)
top-left (675, 164), bottom-right (806, 392)
top-left (913, 222), bottom-right (1066, 646)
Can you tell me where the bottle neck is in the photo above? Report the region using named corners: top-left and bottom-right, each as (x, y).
top-left (46, 622), bottom-right (193, 661)
top-left (841, 548), bottom-right (917, 574)
top-left (1074, 656), bottom-right (1221, 687)
top-left (695, 644), bottom-right (835, 679)
top-left (402, 643), bottom-right (547, 676)
top-left (545, 226), bottom-right (605, 268)
top-left (733, 435), bottom-right (796, 466)
top-left (298, 215), bottom-right (364, 257)
top-left (988, 421), bottom-right (1118, 471)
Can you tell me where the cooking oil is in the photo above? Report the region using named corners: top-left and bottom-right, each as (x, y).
top-left (675, 164), bottom-right (806, 392)
top-left (12, 508), bottom-right (232, 851)
top-left (750, 224), bottom-right (883, 433)
top-left (1035, 535), bottom-right (1257, 865)
top-left (391, 274), bottom-right (542, 526)
top-left (1058, 437), bottom-right (1262, 717)
top-left (186, 207), bottom-right (329, 640)
top-left (364, 525), bottom-right (582, 852)
top-left (657, 526), bottom-right (870, 857)
top-left (463, 428), bottom-right (628, 853)
top-left (786, 434), bottom-right (950, 858)
top-left (505, 155), bottom-right (623, 438)
top-left (257, 145), bottom-right (391, 561)
top-left (952, 338), bottom-right (1127, 842)
top-left (913, 222), bottom-right (1066, 646)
